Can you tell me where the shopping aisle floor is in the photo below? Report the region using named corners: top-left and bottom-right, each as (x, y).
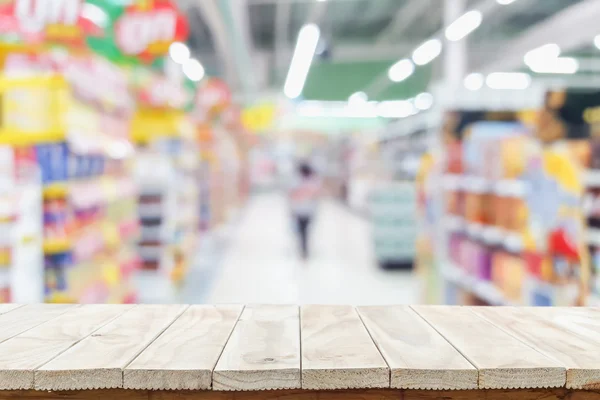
top-left (203, 192), bottom-right (420, 304)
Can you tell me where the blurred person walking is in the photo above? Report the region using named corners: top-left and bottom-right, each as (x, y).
top-left (289, 161), bottom-right (321, 260)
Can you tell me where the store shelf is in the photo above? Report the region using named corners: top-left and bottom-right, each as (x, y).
top-left (442, 175), bottom-right (527, 198)
top-left (0, 130), bottom-right (65, 147)
top-left (442, 262), bottom-right (515, 306)
top-left (445, 215), bottom-right (523, 252)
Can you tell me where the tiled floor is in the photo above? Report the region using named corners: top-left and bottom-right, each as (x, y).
top-left (203, 193), bottom-right (420, 305)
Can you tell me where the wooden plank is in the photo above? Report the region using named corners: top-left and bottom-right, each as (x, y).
top-left (125, 305), bottom-right (243, 390)
top-left (358, 306), bottom-right (477, 390)
top-left (412, 306), bottom-right (565, 389)
top-left (212, 305), bottom-right (300, 391)
top-left (35, 304), bottom-right (187, 390)
top-left (300, 305), bottom-right (389, 390)
top-left (148, 388), bottom-right (600, 400)
top-left (474, 307), bottom-right (600, 390)
top-left (0, 304), bottom-right (73, 344)
top-left (0, 304), bottom-right (23, 315)
top-left (0, 304), bottom-right (133, 389)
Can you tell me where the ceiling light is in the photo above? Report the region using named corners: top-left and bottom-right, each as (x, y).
top-left (388, 59), bottom-right (414, 82)
top-left (348, 91), bottom-right (368, 106)
top-left (284, 23), bottom-right (321, 99)
top-left (485, 72), bottom-right (531, 90)
top-left (464, 73), bottom-right (484, 91)
top-left (445, 10), bottom-right (482, 41)
top-left (497, 0), bottom-right (516, 4)
top-left (182, 58), bottom-right (205, 82)
top-left (524, 43), bottom-right (560, 66)
top-left (528, 57), bottom-right (579, 74)
top-left (414, 92), bottom-right (434, 110)
top-left (412, 39), bottom-right (442, 65)
top-left (595, 35), bottom-right (600, 50)
top-left (377, 100), bottom-right (416, 118)
top-left (169, 42), bottom-right (190, 64)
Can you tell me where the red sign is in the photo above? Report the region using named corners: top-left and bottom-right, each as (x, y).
top-left (115, 0), bottom-right (188, 63)
top-left (0, 0), bottom-right (102, 46)
top-left (194, 78), bottom-right (232, 121)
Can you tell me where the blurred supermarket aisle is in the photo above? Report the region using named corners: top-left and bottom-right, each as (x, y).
top-left (203, 193), bottom-right (419, 304)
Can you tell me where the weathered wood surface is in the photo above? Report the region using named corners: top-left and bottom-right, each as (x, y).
top-left (412, 306), bottom-right (566, 389)
top-left (358, 305), bottom-right (478, 390)
top-left (0, 305), bottom-right (595, 392)
top-left (213, 305), bottom-right (301, 391)
top-left (126, 305), bottom-right (243, 390)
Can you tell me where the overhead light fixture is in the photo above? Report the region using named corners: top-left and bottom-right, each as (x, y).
top-left (497, 0), bottom-right (516, 4)
top-left (528, 57), bottom-right (579, 74)
top-left (388, 59), bottom-right (415, 82)
top-left (485, 72), bottom-right (531, 90)
top-left (182, 58), bottom-right (205, 82)
top-left (464, 73), bottom-right (484, 91)
top-left (348, 91), bottom-right (368, 106)
top-left (445, 10), bottom-right (482, 41)
top-left (524, 43), bottom-right (560, 66)
top-left (414, 92), bottom-right (434, 110)
top-left (169, 42), bottom-right (191, 64)
top-left (412, 39), bottom-right (442, 65)
top-left (284, 24), bottom-right (321, 99)
top-left (594, 35), bottom-right (600, 50)
top-left (377, 100), bottom-right (416, 118)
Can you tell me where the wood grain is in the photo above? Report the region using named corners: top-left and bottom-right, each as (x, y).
top-left (412, 306), bottom-right (566, 389)
top-left (149, 388), bottom-right (600, 400)
top-left (0, 304), bottom-right (73, 344)
top-left (0, 304), bottom-right (132, 389)
top-left (358, 305), bottom-right (477, 390)
top-left (125, 305), bottom-right (243, 390)
top-left (0, 304), bottom-right (23, 315)
top-left (212, 305), bottom-right (300, 391)
top-left (300, 305), bottom-right (389, 390)
top-left (35, 304), bottom-right (187, 390)
top-left (474, 307), bottom-right (600, 390)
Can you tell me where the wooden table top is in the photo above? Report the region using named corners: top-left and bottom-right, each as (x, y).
top-left (0, 304), bottom-right (598, 392)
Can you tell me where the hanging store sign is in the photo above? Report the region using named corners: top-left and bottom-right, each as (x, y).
top-left (114, 0), bottom-right (188, 63)
top-left (0, 0), bottom-right (102, 46)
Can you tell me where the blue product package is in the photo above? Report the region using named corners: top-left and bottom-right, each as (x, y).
top-left (49, 143), bottom-right (68, 182)
top-left (35, 144), bottom-right (51, 184)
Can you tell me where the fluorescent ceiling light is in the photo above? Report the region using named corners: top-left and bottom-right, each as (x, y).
top-left (412, 39), bottom-right (442, 65)
top-left (497, 0), bottom-right (516, 4)
top-left (414, 92), bottom-right (433, 110)
top-left (464, 73), bottom-right (484, 91)
top-left (348, 91), bottom-right (368, 106)
top-left (594, 35), bottom-right (600, 50)
top-left (377, 100), bottom-right (416, 118)
top-left (169, 42), bottom-right (190, 64)
top-left (182, 58), bottom-right (205, 82)
top-left (528, 57), bottom-right (579, 74)
top-left (524, 43), bottom-right (560, 66)
top-left (485, 72), bottom-right (531, 90)
top-left (388, 59), bottom-right (414, 82)
top-left (445, 10), bottom-right (482, 41)
top-left (284, 24), bottom-right (321, 99)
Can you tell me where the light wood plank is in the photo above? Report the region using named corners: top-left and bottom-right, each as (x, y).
top-left (0, 304), bottom-right (23, 315)
top-left (35, 304), bottom-right (187, 390)
top-left (474, 307), bottom-right (600, 390)
top-left (0, 304), bottom-right (133, 389)
top-left (412, 306), bottom-right (565, 389)
top-left (0, 304), bottom-right (73, 344)
top-left (212, 305), bottom-right (300, 391)
top-left (125, 305), bottom-right (243, 390)
top-left (301, 305), bottom-right (389, 390)
top-left (358, 306), bottom-right (477, 390)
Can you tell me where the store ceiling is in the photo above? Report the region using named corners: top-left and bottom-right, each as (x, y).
top-left (180, 0), bottom-right (599, 102)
